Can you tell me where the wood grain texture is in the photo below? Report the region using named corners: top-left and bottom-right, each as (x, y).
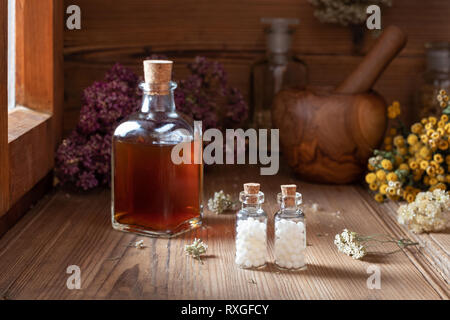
top-left (374, 197), bottom-right (449, 285)
top-left (0, 0), bottom-right (9, 215)
top-left (273, 87), bottom-right (387, 183)
top-left (7, 107), bottom-right (52, 206)
top-left (16, 0), bottom-right (64, 141)
top-left (0, 173), bottom-right (53, 238)
top-left (335, 25), bottom-right (407, 94)
top-left (0, 164), bottom-right (447, 300)
top-left (62, 0), bottom-right (450, 56)
top-left (62, 53), bottom-right (424, 135)
top-left (1, 0), bottom-right (64, 232)
top-left (61, 0), bottom-right (450, 135)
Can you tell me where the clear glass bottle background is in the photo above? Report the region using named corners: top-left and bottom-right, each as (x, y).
top-left (274, 191), bottom-right (306, 270)
top-left (235, 188), bottom-right (267, 269)
top-left (251, 18), bottom-right (308, 130)
top-left (112, 61), bottom-right (203, 238)
top-left (414, 42), bottom-right (450, 121)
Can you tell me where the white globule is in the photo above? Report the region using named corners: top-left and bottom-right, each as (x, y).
top-left (274, 220), bottom-right (306, 269)
top-left (235, 217), bottom-right (267, 268)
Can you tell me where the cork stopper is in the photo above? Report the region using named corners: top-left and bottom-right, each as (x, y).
top-left (281, 184), bottom-right (296, 207)
top-left (143, 60), bottom-right (173, 94)
top-left (243, 183), bottom-right (260, 204)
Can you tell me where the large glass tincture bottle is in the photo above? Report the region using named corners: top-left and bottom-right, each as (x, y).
top-left (251, 18), bottom-right (307, 130)
top-left (112, 60), bottom-right (202, 238)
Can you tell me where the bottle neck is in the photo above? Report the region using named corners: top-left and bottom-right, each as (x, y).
top-left (279, 203), bottom-right (299, 213)
top-left (241, 202), bottom-right (262, 211)
top-left (268, 52), bottom-right (291, 65)
top-left (425, 42), bottom-right (450, 73)
top-left (266, 29), bottom-right (293, 65)
top-left (139, 82), bottom-right (176, 113)
top-left (277, 192), bottom-right (302, 213)
top-left (239, 191), bottom-right (264, 212)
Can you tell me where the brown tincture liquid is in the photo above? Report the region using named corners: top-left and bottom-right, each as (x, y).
top-left (113, 141), bottom-right (202, 233)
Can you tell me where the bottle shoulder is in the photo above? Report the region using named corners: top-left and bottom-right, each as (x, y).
top-left (237, 208), bottom-right (267, 219)
top-left (113, 111), bottom-right (194, 145)
top-left (274, 209), bottom-right (304, 219)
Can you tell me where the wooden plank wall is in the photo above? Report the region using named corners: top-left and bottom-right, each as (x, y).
top-left (63, 0), bottom-right (450, 135)
top-left (0, 0), bottom-right (9, 214)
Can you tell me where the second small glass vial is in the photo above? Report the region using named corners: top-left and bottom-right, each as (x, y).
top-left (274, 184), bottom-right (306, 270)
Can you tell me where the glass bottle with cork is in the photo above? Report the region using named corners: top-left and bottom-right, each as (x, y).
top-left (251, 18), bottom-right (308, 130)
top-left (274, 184), bottom-right (306, 270)
top-left (235, 183), bottom-right (268, 269)
top-left (112, 60), bottom-right (203, 238)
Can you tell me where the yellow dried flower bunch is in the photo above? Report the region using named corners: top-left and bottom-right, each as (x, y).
top-left (366, 90), bottom-right (450, 203)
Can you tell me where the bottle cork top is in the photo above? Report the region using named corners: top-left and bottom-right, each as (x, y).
top-left (244, 183), bottom-right (260, 195)
top-left (281, 184), bottom-right (296, 196)
top-left (281, 184), bottom-right (297, 208)
top-left (243, 183), bottom-right (261, 205)
top-left (143, 60), bottom-right (173, 84)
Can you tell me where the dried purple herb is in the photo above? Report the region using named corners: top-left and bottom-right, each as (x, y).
top-left (56, 57), bottom-right (248, 190)
top-left (175, 56), bottom-right (248, 130)
top-left (55, 64), bottom-right (141, 190)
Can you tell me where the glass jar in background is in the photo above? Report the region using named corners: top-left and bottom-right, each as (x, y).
top-left (251, 17), bottom-right (308, 130)
top-left (235, 183), bottom-right (267, 269)
top-left (416, 42), bottom-right (450, 120)
top-left (274, 184), bottom-right (306, 270)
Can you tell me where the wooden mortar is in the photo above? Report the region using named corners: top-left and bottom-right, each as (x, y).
top-left (272, 26), bottom-right (407, 184)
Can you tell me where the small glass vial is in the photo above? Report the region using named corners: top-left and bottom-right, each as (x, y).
top-left (274, 184), bottom-right (306, 270)
top-left (112, 60), bottom-right (203, 238)
top-left (251, 18), bottom-right (308, 130)
top-left (235, 183), bottom-right (267, 269)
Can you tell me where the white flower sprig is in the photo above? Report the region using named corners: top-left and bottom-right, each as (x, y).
top-left (397, 189), bottom-right (449, 234)
top-left (207, 190), bottom-right (235, 214)
top-left (134, 240), bottom-right (146, 249)
top-left (334, 229), bottom-right (418, 260)
top-left (184, 238), bottom-right (208, 263)
top-left (334, 229), bottom-right (367, 260)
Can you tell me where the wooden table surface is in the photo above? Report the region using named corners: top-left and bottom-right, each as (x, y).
top-left (0, 163), bottom-right (448, 300)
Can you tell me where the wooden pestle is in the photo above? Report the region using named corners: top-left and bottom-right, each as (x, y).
top-left (335, 26), bottom-right (407, 94)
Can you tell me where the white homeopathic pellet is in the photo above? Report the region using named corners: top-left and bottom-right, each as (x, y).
top-left (235, 217), bottom-right (267, 268)
top-left (274, 220), bottom-right (306, 269)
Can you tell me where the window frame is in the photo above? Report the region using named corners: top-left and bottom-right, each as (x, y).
top-left (0, 0), bottom-right (63, 235)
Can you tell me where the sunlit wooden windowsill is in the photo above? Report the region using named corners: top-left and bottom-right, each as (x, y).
top-left (8, 106), bottom-right (51, 143)
top-left (6, 106), bottom-right (53, 207)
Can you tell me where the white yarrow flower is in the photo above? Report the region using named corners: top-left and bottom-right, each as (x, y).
top-left (334, 228), bottom-right (418, 260)
top-left (397, 189), bottom-right (449, 233)
top-left (207, 190), bottom-right (234, 214)
top-left (334, 229), bottom-right (367, 260)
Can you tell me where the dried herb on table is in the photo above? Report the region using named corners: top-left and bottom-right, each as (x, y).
top-left (334, 229), bottom-right (419, 260)
top-left (185, 238), bottom-right (208, 263)
top-left (207, 190), bottom-right (235, 214)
